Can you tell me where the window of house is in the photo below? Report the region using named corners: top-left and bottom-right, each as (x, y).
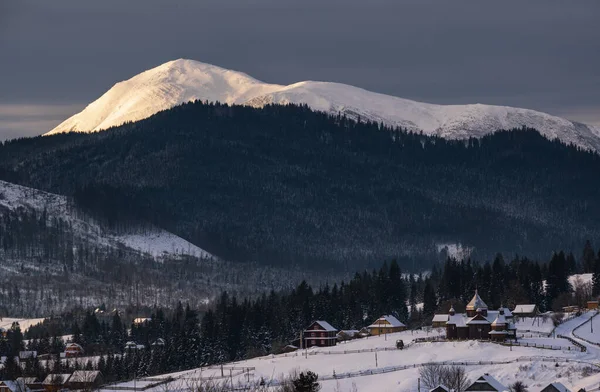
top-left (311, 340), bottom-right (315, 345)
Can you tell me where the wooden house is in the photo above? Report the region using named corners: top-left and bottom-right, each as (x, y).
top-left (0, 380), bottom-right (30, 392)
top-left (465, 374), bottom-right (507, 392)
top-left (587, 300), bottom-right (599, 310)
top-left (68, 371), bottom-right (103, 390)
top-left (302, 321), bottom-right (337, 348)
top-left (336, 330), bottom-right (360, 342)
top-left (64, 343), bottom-right (84, 358)
top-left (512, 304), bottom-right (538, 318)
top-left (42, 374), bottom-right (71, 392)
top-left (15, 378), bottom-right (43, 392)
top-left (540, 383), bottom-right (571, 392)
top-left (367, 315), bottom-right (406, 335)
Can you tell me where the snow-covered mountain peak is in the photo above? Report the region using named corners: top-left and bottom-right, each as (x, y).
top-left (45, 59), bottom-right (600, 152)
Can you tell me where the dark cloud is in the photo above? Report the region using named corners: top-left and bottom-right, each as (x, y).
top-left (1, 0), bottom-right (599, 139)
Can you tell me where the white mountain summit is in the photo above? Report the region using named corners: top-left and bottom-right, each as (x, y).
top-left (46, 59), bottom-right (600, 151)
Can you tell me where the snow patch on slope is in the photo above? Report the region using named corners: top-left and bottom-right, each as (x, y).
top-left (0, 180), bottom-right (211, 260)
top-left (46, 59), bottom-right (600, 152)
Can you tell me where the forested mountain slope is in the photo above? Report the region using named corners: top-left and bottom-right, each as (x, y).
top-left (3, 102), bottom-right (600, 270)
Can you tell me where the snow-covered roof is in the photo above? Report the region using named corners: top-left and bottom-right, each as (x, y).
top-left (70, 371), bottom-right (101, 383)
top-left (430, 385), bottom-right (450, 392)
top-left (43, 374), bottom-right (71, 385)
top-left (447, 314), bottom-right (467, 327)
top-left (468, 375), bottom-right (507, 392)
top-left (308, 321), bottom-right (337, 332)
top-left (432, 314), bottom-right (449, 322)
top-left (16, 378), bottom-right (38, 385)
top-left (502, 308), bottom-right (513, 317)
top-left (491, 313), bottom-right (506, 326)
top-left (0, 380), bottom-right (29, 392)
top-left (545, 383), bottom-right (571, 392)
top-left (513, 304), bottom-right (537, 314)
top-left (466, 314), bottom-right (491, 325)
top-left (368, 315), bottom-right (405, 328)
top-left (488, 330), bottom-right (508, 335)
top-left (466, 290), bottom-right (488, 311)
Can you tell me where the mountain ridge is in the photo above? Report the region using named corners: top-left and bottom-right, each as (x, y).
top-left (46, 59), bottom-right (600, 152)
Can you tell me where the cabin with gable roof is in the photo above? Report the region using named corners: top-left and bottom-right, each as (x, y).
top-left (302, 321), bottom-right (338, 348)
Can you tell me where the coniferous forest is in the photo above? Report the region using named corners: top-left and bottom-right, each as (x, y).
top-left (1, 102), bottom-right (600, 275)
top-left (1, 246), bottom-right (599, 382)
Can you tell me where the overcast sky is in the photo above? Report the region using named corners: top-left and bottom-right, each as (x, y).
top-left (1, 0), bottom-right (599, 140)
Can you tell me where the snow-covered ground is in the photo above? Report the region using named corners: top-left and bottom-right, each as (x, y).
top-left (0, 317), bottom-right (45, 331)
top-left (46, 59), bottom-right (600, 152)
top-left (100, 313), bottom-right (600, 392)
top-left (514, 316), bottom-right (556, 335)
top-left (573, 311), bottom-right (600, 344)
top-left (0, 180), bottom-right (211, 261)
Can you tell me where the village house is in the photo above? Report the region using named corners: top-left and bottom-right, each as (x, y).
top-left (15, 378), bottom-right (43, 392)
top-left (0, 380), bottom-right (30, 392)
top-left (151, 338), bottom-right (166, 350)
top-left (336, 330), bottom-right (360, 342)
top-left (541, 382), bottom-right (571, 392)
top-left (432, 291), bottom-right (516, 341)
top-left (367, 315), bottom-right (406, 335)
top-left (125, 341), bottom-right (145, 351)
top-left (302, 321), bottom-right (338, 348)
top-left (64, 343), bottom-right (84, 358)
top-left (68, 371), bottom-right (103, 390)
top-left (18, 352), bottom-right (37, 361)
top-left (42, 374), bottom-right (71, 392)
top-left (465, 374), bottom-right (508, 392)
top-left (587, 300), bottom-right (599, 310)
top-left (512, 304), bottom-right (538, 318)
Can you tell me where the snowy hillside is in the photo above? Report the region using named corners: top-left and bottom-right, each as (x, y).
top-left (46, 59), bottom-right (600, 151)
top-left (0, 180), bottom-right (211, 260)
top-left (99, 312), bottom-right (600, 392)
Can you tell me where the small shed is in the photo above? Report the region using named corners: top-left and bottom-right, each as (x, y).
top-left (512, 304), bottom-right (538, 318)
top-left (587, 301), bottom-right (599, 310)
top-left (540, 383), bottom-right (571, 392)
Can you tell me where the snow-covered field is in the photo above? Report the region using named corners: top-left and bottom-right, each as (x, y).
top-left (573, 311), bottom-right (600, 344)
top-left (46, 59), bottom-right (600, 152)
top-left (0, 317), bottom-right (45, 331)
top-left (515, 316), bottom-right (556, 335)
top-left (100, 313), bottom-right (600, 392)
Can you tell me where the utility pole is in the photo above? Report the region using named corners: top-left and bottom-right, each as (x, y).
top-left (418, 377), bottom-right (421, 392)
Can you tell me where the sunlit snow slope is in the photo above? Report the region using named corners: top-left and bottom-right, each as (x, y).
top-left (0, 180), bottom-right (212, 260)
top-left (46, 59), bottom-right (600, 151)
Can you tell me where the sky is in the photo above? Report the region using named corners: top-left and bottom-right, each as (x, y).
top-left (1, 0), bottom-right (599, 140)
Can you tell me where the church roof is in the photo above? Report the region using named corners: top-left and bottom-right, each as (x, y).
top-left (491, 313), bottom-right (506, 326)
top-left (466, 290), bottom-right (488, 311)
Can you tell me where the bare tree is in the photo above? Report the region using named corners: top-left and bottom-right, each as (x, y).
top-left (419, 364), bottom-right (447, 390)
top-left (419, 364), bottom-right (470, 392)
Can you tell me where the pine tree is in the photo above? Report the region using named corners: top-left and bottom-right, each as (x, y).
top-left (423, 280), bottom-right (437, 317)
top-left (582, 240), bottom-right (595, 273)
top-left (593, 251), bottom-right (600, 297)
top-left (292, 371), bottom-right (321, 392)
